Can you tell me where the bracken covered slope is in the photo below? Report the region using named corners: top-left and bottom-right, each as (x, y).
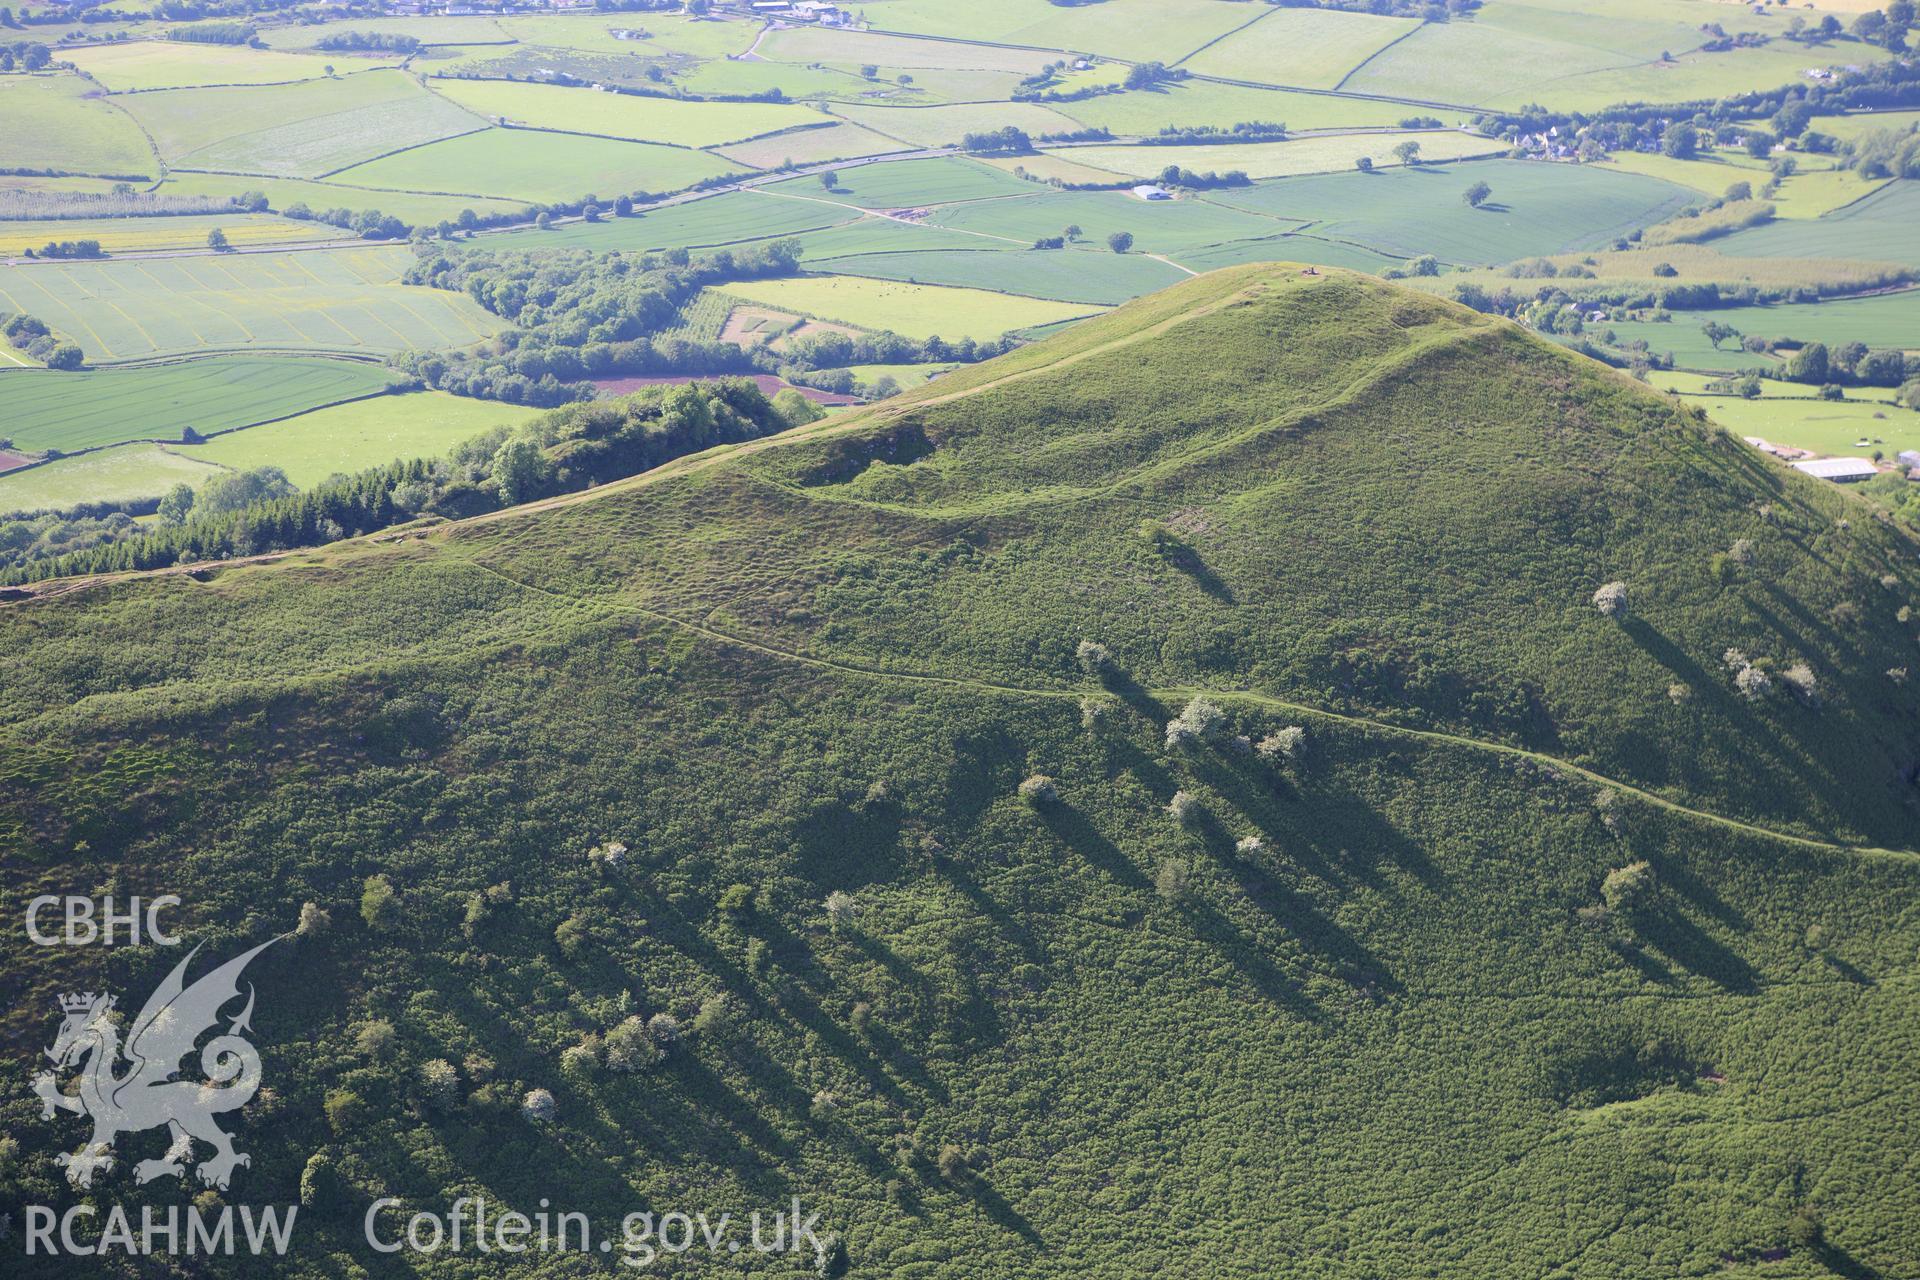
top-left (2, 265), bottom-right (1918, 1278)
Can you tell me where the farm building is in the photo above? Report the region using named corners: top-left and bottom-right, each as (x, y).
top-left (1132, 184), bottom-right (1172, 200)
top-left (1791, 457), bottom-right (1878, 483)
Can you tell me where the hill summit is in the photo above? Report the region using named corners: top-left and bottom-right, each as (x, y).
top-left (3, 264), bottom-right (1918, 1277)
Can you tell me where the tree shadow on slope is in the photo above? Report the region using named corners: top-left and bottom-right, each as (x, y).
top-left (1619, 616), bottom-right (1860, 839)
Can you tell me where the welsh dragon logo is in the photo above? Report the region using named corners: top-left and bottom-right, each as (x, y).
top-left (33, 938), bottom-right (279, 1191)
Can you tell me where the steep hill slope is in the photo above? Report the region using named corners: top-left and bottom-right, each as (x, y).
top-left (2, 266), bottom-right (1918, 1279)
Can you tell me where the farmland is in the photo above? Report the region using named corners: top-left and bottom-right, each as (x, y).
top-left (122, 70), bottom-right (487, 178)
top-left (1053, 80), bottom-right (1423, 134)
top-left (755, 25), bottom-right (1056, 74)
top-left (330, 128), bottom-right (742, 203)
top-left (0, 213), bottom-right (344, 256)
top-left (494, 190), bottom-right (856, 251)
top-left (849, 0), bottom-right (1265, 62)
top-left (427, 79), bottom-right (818, 147)
top-left (927, 188), bottom-right (1286, 255)
top-left (152, 172), bottom-right (531, 226)
top-left (766, 156), bottom-right (1037, 208)
top-left (1692, 393), bottom-right (1920, 458)
top-left (714, 121), bottom-right (908, 169)
top-left (1717, 181), bottom-right (1920, 265)
top-left (808, 247), bottom-right (1192, 304)
top-left (0, 357), bottom-right (395, 453)
top-left (0, 75), bottom-right (157, 179)
top-left (717, 274), bottom-right (1102, 340)
top-left (827, 102), bottom-right (1089, 149)
top-left (1063, 131), bottom-right (1503, 180)
top-left (0, 441), bottom-right (223, 512)
top-left (176, 391), bottom-right (534, 484)
top-left (64, 42), bottom-right (397, 91)
top-left (1645, 291), bottom-right (1920, 354)
top-left (0, 246), bottom-right (502, 361)
top-left (1213, 160), bottom-right (1696, 264)
top-left (1177, 8), bottom-right (1421, 90)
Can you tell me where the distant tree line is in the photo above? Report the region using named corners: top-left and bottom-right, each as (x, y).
top-left (165, 21), bottom-right (256, 44)
top-left (0, 37), bottom-right (50, 70)
top-left (960, 127), bottom-right (1034, 155)
top-left (0, 185), bottom-right (246, 220)
top-left (1142, 121), bottom-right (1288, 146)
top-left (395, 240), bottom-right (1011, 406)
top-left (394, 239), bottom-right (804, 405)
top-left (26, 238), bottom-right (104, 260)
top-left (314, 31), bottom-right (423, 53)
top-left (0, 379), bottom-right (817, 583)
top-left (2, 312), bottom-right (83, 369)
top-left (1480, 51), bottom-right (1920, 142)
top-left (1266, 0), bottom-right (1478, 18)
top-left (7, 0), bottom-right (304, 24)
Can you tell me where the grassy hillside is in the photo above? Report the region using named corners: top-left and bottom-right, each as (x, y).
top-left (2, 265), bottom-right (1917, 1278)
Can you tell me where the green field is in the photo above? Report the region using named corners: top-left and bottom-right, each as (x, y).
top-left (1483, 42), bottom-right (1891, 114)
top-left (983, 150), bottom-right (1134, 184)
top-left (122, 70), bottom-right (487, 178)
top-left (1715, 180), bottom-right (1920, 266)
top-left (1054, 79), bottom-right (1425, 134)
top-left (713, 121), bottom-right (909, 169)
top-left (809, 247), bottom-right (1191, 304)
top-left (828, 101), bottom-right (1088, 149)
top-left (837, 359), bottom-right (956, 388)
top-left (853, 0), bottom-right (1262, 62)
top-left (0, 75), bottom-right (158, 179)
top-left (1693, 393), bottom-right (1920, 458)
top-left (1178, 7), bottom-right (1420, 89)
top-left (1429, 244), bottom-right (1913, 298)
top-left (496, 12), bottom-right (758, 58)
top-left (1649, 370), bottom-right (1899, 401)
top-left (155, 172), bottom-right (532, 226)
top-left (1065, 131), bottom-right (1503, 180)
top-left (1766, 168), bottom-right (1893, 220)
top-left (1338, 16), bottom-right (1887, 111)
top-left (926, 188), bottom-right (1295, 255)
top-left (489, 190), bottom-right (857, 251)
top-left (1213, 159), bottom-right (1695, 264)
top-left (0, 441), bottom-right (223, 512)
top-left (254, 14), bottom-right (515, 47)
top-left (329, 128), bottom-right (742, 203)
top-left (0, 246), bottom-right (503, 361)
top-left (1597, 149), bottom-right (1775, 194)
top-left (765, 156), bottom-right (1038, 209)
top-left (719, 273), bottom-right (1101, 340)
top-left (757, 25), bottom-right (1057, 73)
top-left (1813, 108), bottom-right (1920, 142)
top-left (1338, 18), bottom-right (1635, 105)
top-left (784, 215), bottom-right (1047, 257)
top-left (1630, 292), bottom-right (1920, 359)
top-left (177, 390), bottom-right (535, 484)
top-left (65, 42), bottom-right (396, 91)
top-left (0, 212), bottom-right (345, 256)
top-left (0, 357), bottom-right (395, 453)
top-left (670, 56), bottom-right (881, 102)
top-left (427, 79), bottom-right (818, 147)
top-left (1169, 232), bottom-right (1402, 274)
